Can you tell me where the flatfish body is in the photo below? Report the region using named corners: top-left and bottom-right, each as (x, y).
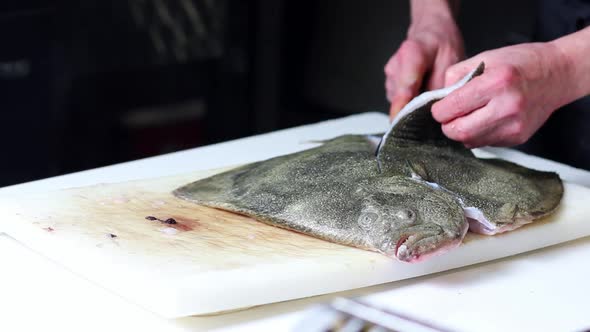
top-left (174, 62), bottom-right (563, 261)
top-left (174, 135), bottom-right (469, 262)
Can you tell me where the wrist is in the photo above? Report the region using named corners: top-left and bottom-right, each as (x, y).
top-left (408, 0), bottom-right (459, 40)
top-left (548, 27), bottom-right (590, 102)
top-left (410, 0), bottom-right (456, 23)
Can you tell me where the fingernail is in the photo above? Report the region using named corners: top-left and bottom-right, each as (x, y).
top-left (401, 73), bottom-right (419, 87)
top-left (390, 99), bottom-right (405, 116)
top-left (389, 105), bottom-right (399, 122)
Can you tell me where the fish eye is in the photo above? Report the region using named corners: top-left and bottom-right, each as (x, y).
top-left (395, 209), bottom-right (416, 222)
top-left (358, 212), bottom-right (379, 227)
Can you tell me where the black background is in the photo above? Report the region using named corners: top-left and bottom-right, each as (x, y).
top-left (0, 0), bottom-right (539, 186)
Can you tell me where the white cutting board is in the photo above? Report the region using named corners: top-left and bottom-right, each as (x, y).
top-left (1, 160), bottom-right (590, 319)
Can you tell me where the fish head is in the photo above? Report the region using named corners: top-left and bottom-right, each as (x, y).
top-left (358, 178), bottom-right (468, 263)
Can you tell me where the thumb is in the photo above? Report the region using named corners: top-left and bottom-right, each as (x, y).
top-left (444, 59), bottom-right (480, 87)
top-left (386, 40), bottom-right (430, 119)
top-left (389, 88), bottom-right (413, 121)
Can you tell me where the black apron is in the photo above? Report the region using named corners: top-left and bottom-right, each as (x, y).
top-left (515, 0), bottom-right (590, 169)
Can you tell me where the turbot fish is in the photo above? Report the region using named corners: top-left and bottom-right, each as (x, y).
top-left (174, 135), bottom-right (469, 262)
top-left (173, 62), bottom-right (563, 262)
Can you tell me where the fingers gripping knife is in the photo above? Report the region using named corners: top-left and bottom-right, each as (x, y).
top-left (375, 62), bottom-right (486, 172)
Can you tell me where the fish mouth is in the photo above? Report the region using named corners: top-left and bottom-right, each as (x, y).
top-left (394, 234), bottom-right (412, 258)
top-left (394, 223), bottom-right (469, 263)
top-left (394, 233), bottom-right (431, 262)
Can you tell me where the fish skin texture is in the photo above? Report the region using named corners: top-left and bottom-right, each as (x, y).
top-left (174, 135), bottom-right (468, 262)
top-left (174, 62), bottom-right (563, 261)
top-left (388, 144), bottom-right (563, 235)
top-left (376, 61), bottom-right (563, 235)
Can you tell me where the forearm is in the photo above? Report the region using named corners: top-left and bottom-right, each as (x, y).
top-left (550, 27), bottom-right (590, 103)
top-left (409, 0), bottom-right (459, 23)
top-left (408, 0), bottom-right (460, 40)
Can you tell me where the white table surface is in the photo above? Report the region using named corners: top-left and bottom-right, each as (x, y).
top-left (1, 112), bottom-right (589, 332)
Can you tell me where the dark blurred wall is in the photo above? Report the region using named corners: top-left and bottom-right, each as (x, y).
top-left (299, 0), bottom-right (537, 116)
top-left (0, 0), bottom-right (538, 186)
top-left (0, 1), bottom-right (252, 186)
top-left (0, 4), bottom-right (58, 185)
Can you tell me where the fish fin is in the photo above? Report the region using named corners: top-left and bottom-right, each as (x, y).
top-left (299, 139), bottom-right (331, 145)
top-left (302, 133), bottom-right (384, 147)
top-left (365, 134), bottom-right (383, 154)
top-left (406, 159), bottom-right (431, 182)
top-left (376, 62), bottom-right (484, 171)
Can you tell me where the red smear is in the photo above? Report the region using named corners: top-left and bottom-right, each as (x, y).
top-left (166, 216), bottom-right (199, 232)
top-left (43, 227), bottom-right (54, 232)
top-left (145, 215), bottom-right (199, 232)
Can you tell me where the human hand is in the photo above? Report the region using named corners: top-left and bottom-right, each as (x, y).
top-left (385, 5), bottom-right (464, 120)
top-left (432, 42), bottom-right (573, 148)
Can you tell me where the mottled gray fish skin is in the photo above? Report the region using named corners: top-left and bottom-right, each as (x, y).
top-left (397, 145), bottom-right (563, 234)
top-left (174, 62), bottom-right (563, 261)
top-left (377, 62), bottom-right (563, 235)
top-left (376, 62), bottom-right (485, 170)
top-left (174, 135), bottom-right (468, 262)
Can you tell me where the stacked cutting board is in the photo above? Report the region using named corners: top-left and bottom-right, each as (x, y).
top-left (1, 159), bottom-right (590, 318)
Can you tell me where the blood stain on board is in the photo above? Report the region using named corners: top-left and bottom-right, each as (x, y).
top-left (145, 215), bottom-right (198, 232)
